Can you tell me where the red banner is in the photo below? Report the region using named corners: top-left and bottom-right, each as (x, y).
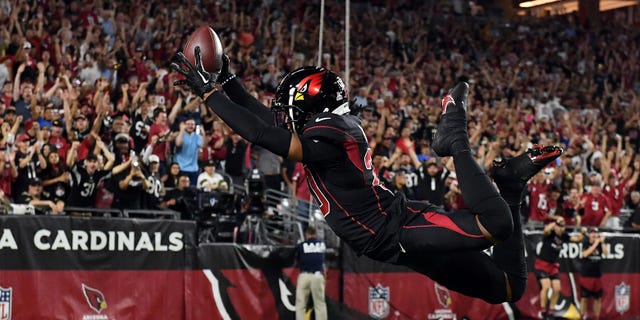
top-left (0, 270), bottom-right (186, 319)
top-left (1, 216), bottom-right (640, 319)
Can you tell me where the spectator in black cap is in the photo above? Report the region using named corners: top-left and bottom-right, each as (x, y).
top-left (534, 216), bottom-right (585, 318)
top-left (579, 227), bottom-right (608, 320)
top-left (48, 119), bottom-right (70, 162)
top-left (223, 132), bottom-right (248, 186)
top-left (411, 156), bottom-right (450, 207)
top-left (112, 132), bottom-right (133, 164)
top-left (197, 159), bottom-right (228, 192)
top-left (16, 177), bottom-right (65, 214)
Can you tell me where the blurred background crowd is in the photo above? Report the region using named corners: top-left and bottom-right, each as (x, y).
top-left (0, 0), bottom-right (639, 232)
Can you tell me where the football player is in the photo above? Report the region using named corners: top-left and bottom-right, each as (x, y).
top-left (171, 47), bottom-right (563, 304)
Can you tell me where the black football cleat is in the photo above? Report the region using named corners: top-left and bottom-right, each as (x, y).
top-left (491, 145), bottom-right (563, 196)
top-left (431, 82), bottom-right (471, 157)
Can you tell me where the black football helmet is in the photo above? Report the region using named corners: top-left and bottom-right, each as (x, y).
top-left (272, 66), bottom-right (349, 133)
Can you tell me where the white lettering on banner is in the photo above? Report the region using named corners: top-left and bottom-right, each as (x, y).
top-left (118, 231), bottom-right (135, 250)
top-left (108, 231), bottom-right (116, 251)
top-left (90, 231), bottom-right (108, 250)
top-left (168, 232), bottom-right (184, 251)
top-left (0, 229), bottom-right (17, 250)
top-left (541, 242), bottom-right (626, 260)
top-left (31, 229), bottom-right (184, 252)
top-left (72, 230), bottom-right (89, 250)
top-left (82, 315), bottom-right (108, 320)
top-left (34, 229), bottom-right (51, 249)
top-left (154, 232), bottom-right (168, 251)
top-left (613, 243), bottom-right (624, 259)
top-left (302, 242), bottom-right (326, 254)
top-left (135, 233), bottom-right (153, 251)
top-left (52, 230), bottom-right (72, 250)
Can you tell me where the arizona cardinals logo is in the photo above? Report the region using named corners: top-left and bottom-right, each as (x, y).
top-left (435, 283), bottom-right (452, 308)
top-left (441, 95), bottom-right (455, 114)
top-left (82, 284), bottom-right (107, 313)
top-left (294, 72), bottom-right (325, 101)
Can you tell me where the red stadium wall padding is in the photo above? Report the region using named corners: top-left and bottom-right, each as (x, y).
top-left (189, 244), bottom-right (345, 320)
top-left (0, 215), bottom-right (197, 319)
top-left (0, 270), bottom-right (186, 319)
top-left (342, 272), bottom-right (510, 319)
top-left (514, 272), bottom-right (640, 320)
top-left (184, 268), bottom-right (343, 320)
top-left (1, 216), bottom-right (640, 319)
top-left (340, 231), bottom-right (640, 320)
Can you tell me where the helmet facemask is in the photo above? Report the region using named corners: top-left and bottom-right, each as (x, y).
top-left (272, 87), bottom-right (313, 134)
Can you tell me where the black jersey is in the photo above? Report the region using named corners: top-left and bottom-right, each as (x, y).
top-left (67, 164), bottom-right (111, 208)
top-left (414, 167), bottom-right (446, 206)
top-left (581, 239), bottom-right (604, 277)
top-left (145, 173), bottom-right (163, 209)
top-left (537, 229), bottom-right (570, 263)
top-left (13, 151), bottom-right (41, 199)
top-left (299, 113), bottom-right (397, 259)
top-left (17, 191), bottom-right (51, 215)
top-left (130, 113), bottom-right (152, 153)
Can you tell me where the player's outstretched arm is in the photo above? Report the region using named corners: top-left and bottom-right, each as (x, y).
top-left (205, 91), bottom-right (303, 162)
top-left (217, 54), bottom-right (274, 125)
top-left (171, 47), bottom-right (303, 161)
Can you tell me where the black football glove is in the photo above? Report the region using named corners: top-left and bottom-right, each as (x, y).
top-left (216, 54), bottom-right (236, 85)
top-left (170, 46), bottom-right (218, 98)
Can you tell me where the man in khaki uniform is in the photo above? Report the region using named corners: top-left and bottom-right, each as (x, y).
top-left (295, 226), bottom-right (327, 320)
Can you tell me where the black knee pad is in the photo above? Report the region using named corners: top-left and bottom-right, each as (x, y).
top-left (475, 196), bottom-right (513, 242)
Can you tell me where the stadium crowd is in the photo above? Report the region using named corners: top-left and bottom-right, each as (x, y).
top-left (0, 0), bottom-right (639, 231)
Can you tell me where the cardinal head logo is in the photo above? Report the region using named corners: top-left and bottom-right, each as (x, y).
top-left (82, 284), bottom-right (107, 313)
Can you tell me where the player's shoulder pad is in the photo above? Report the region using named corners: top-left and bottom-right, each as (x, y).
top-left (300, 113), bottom-right (362, 143)
top-left (302, 113), bottom-right (346, 132)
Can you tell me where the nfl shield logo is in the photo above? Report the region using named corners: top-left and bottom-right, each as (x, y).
top-left (368, 284), bottom-right (390, 319)
top-left (0, 287), bottom-right (12, 320)
top-left (615, 282), bottom-right (630, 314)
